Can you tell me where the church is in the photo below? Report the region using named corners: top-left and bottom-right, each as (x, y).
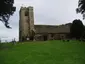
top-left (19, 6), bottom-right (71, 42)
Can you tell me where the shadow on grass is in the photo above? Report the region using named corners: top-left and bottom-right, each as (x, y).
top-left (0, 43), bottom-right (14, 50)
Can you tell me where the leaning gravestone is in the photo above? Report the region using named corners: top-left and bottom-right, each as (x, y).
top-left (12, 38), bottom-right (16, 45)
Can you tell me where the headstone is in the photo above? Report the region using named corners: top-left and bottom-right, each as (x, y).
top-left (27, 38), bottom-right (29, 40)
top-left (67, 39), bottom-right (70, 42)
top-left (12, 38), bottom-right (16, 45)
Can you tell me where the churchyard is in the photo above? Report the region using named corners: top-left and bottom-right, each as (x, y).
top-left (0, 40), bottom-right (85, 64)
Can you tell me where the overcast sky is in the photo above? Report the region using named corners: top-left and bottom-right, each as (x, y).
top-left (0, 0), bottom-right (84, 42)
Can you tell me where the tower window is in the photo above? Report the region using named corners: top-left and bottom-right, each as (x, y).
top-left (25, 11), bottom-right (28, 16)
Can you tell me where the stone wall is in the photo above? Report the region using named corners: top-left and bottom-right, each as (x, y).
top-left (34, 33), bottom-right (68, 41)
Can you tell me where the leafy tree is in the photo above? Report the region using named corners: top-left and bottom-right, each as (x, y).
top-left (81, 26), bottom-right (85, 39)
top-left (0, 0), bottom-right (16, 28)
top-left (70, 19), bottom-right (84, 39)
top-left (76, 0), bottom-right (85, 19)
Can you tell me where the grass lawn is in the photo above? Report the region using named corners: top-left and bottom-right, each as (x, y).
top-left (0, 40), bottom-right (85, 64)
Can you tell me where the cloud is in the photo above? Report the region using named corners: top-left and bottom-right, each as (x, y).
top-left (14, 0), bottom-right (83, 25)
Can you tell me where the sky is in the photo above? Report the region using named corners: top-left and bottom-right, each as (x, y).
top-left (0, 0), bottom-right (84, 42)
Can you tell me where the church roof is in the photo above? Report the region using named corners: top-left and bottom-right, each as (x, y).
top-left (34, 24), bottom-right (71, 34)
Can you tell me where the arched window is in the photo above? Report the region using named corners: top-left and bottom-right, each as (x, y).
top-left (25, 11), bottom-right (28, 16)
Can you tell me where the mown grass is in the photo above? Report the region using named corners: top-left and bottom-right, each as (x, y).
top-left (0, 40), bottom-right (85, 64)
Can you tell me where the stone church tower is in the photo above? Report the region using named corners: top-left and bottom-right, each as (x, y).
top-left (19, 6), bottom-right (34, 42)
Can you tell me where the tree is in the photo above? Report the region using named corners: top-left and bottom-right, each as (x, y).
top-left (81, 26), bottom-right (85, 39)
top-left (76, 0), bottom-right (85, 19)
top-left (70, 19), bottom-right (84, 39)
top-left (0, 0), bottom-right (16, 28)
